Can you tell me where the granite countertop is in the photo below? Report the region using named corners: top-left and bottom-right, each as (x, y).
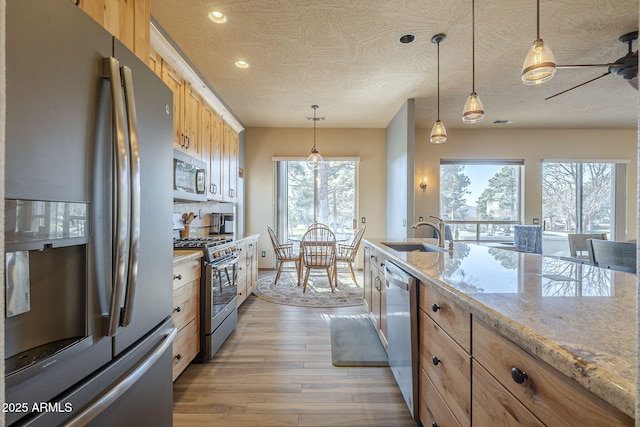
top-left (365, 237), bottom-right (636, 417)
top-left (173, 249), bottom-right (202, 263)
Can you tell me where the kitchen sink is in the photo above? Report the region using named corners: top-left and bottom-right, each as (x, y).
top-left (381, 242), bottom-right (446, 252)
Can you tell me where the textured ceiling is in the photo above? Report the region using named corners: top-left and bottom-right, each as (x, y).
top-left (150, 0), bottom-right (639, 130)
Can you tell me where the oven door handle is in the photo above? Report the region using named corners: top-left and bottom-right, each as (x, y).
top-left (208, 255), bottom-right (240, 270)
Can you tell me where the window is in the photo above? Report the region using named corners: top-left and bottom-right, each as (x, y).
top-left (439, 160), bottom-right (523, 241)
top-left (274, 159), bottom-right (358, 241)
top-left (541, 160), bottom-right (626, 256)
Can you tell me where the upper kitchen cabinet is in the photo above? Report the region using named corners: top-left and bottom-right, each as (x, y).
top-left (183, 84), bottom-right (202, 156)
top-left (201, 105), bottom-right (224, 201)
top-left (223, 125), bottom-right (239, 202)
top-left (74, 0), bottom-right (150, 64)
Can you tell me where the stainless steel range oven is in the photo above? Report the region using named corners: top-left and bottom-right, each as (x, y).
top-left (174, 237), bottom-right (239, 360)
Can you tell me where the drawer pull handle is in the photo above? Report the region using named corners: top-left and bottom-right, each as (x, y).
top-left (432, 356), bottom-right (440, 366)
top-left (431, 303), bottom-right (440, 312)
top-left (173, 274), bottom-right (182, 280)
top-left (173, 306), bottom-right (181, 313)
top-left (175, 354), bottom-right (182, 360)
top-left (511, 367), bottom-right (528, 384)
top-left (431, 423), bottom-right (440, 427)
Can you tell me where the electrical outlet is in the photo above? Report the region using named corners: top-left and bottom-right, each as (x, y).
top-left (419, 216), bottom-right (424, 221)
top-left (261, 251), bottom-right (266, 257)
top-left (361, 217), bottom-right (366, 224)
top-left (533, 218), bottom-right (540, 224)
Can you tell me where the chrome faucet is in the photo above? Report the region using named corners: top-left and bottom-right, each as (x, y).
top-left (412, 215), bottom-right (446, 248)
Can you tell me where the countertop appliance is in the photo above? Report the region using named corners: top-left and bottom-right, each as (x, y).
top-left (173, 237), bottom-right (239, 360)
top-left (5, 0), bottom-right (175, 425)
top-left (385, 261), bottom-right (419, 419)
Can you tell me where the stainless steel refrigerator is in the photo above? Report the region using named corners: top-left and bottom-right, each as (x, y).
top-left (5, 0), bottom-right (175, 425)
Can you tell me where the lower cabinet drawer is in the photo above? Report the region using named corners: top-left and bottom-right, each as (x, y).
top-left (472, 360), bottom-right (543, 426)
top-left (419, 366), bottom-right (461, 427)
top-left (419, 309), bottom-right (470, 426)
top-left (419, 284), bottom-right (470, 352)
top-left (171, 280), bottom-right (199, 331)
top-left (173, 259), bottom-right (200, 291)
top-left (172, 317), bottom-right (200, 381)
top-left (473, 319), bottom-right (633, 426)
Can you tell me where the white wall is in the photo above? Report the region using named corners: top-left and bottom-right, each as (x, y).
top-left (413, 128), bottom-right (638, 241)
top-left (245, 127), bottom-right (386, 269)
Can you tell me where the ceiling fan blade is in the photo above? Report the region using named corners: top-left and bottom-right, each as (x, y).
top-left (556, 63), bottom-right (616, 69)
top-left (544, 72), bottom-right (611, 101)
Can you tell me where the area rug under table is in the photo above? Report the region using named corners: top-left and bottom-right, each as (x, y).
top-left (253, 270), bottom-right (364, 308)
top-left (330, 316), bottom-right (388, 367)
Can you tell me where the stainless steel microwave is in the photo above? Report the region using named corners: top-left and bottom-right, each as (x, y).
top-left (173, 149), bottom-right (207, 202)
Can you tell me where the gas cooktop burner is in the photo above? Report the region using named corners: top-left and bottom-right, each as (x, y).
top-left (173, 237), bottom-right (236, 263)
top-left (173, 237), bottom-right (232, 249)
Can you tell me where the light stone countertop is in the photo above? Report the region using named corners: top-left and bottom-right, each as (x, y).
top-left (172, 250), bottom-right (202, 264)
top-left (364, 237), bottom-right (636, 417)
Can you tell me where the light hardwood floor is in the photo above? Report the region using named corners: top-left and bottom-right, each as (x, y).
top-left (173, 291), bottom-right (416, 426)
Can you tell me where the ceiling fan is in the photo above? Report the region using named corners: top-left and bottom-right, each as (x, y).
top-left (545, 31), bottom-right (638, 100)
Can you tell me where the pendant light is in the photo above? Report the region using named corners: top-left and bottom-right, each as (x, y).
top-left (430, 34), bottom-right (447, 144)
top-left (306, 105), bottom-right (324, 168)
top-left (521, 0), bottom-right (556, 84)
top-left (462, 0), bottom-right (485, 123)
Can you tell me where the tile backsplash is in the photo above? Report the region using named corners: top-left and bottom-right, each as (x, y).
top-left (173, 201), bottom-right (233, 238)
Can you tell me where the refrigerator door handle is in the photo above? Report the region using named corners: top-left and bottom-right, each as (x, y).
top-left (104, 57), bottom-right (130, 337)
top-left (64, 327), bottom-right (177, 427)
top-left (120, 65), bottom-right (140, 327)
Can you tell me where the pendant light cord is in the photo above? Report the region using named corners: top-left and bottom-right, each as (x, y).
top-left (536, 0), bottom-right (540, 40)
top-left (312, 105), bottom-right (318, 150)
top-left (437, 40), bottom-right (440, 120)
top-left (472, 0), bottom-right (475, 93)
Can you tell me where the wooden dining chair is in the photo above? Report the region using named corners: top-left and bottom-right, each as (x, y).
top-left (568, 233), bottom-right (607, 259)
top-left (300, 226), bottom-right (336, 293)
top-left (267, 226), bottom-right (300, 285)
top-left (335, 225), bottom-right (366, 285)
top-left (587, 238), bottom-right (636, 273)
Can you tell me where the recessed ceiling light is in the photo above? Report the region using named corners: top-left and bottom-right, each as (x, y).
top-left (208, 10), bottom-right (228, 24)
top-left (235, 60), bottom-right (249, 69)
top-left (493, 120), bottom-right (514, 124)
top-left (398, 34), bottom-right (416, 44)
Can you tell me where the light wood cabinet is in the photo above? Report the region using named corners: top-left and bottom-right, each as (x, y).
top-left (472, 319), bottom-right (633, 426)
top-left (201, 106), bottom-right (224, 200)
top-left (74, 0), bottom-right (150, 64)
top-left (172, 254), bottom-right (201, 381)
top-left (223, 125), bottom-right (239, 202)
top-left (160, 61), bottom-right (185, 152)
top-left (420, 311), bottom-right (470, 425)
top-left (183, 84), bottom-right (202, 155)
top-left (236, 236), bottom-right (259, 306)
top-left (363, 244), bottom-right (387, 347)
top-left (418, 284), bottom-right (471, 427)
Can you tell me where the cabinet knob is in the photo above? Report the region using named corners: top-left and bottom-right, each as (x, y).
top-left (175, 354), bottom-right (182, 360)
top-left (432, 356), bottom-right (440, 366)
top-left (511, 367), bottom-right (528, 384)
top-left (173, 274), bottom-right (182, 280)
top-left (431, 303), bottom-right (440, 312)
top-left (173, 306), bottom-right (181, 313)
top-left (431, 423), bottom-right (440, 427)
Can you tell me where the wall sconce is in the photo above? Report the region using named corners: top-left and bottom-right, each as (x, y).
top-left (419, 177), bottom-right (428, 192)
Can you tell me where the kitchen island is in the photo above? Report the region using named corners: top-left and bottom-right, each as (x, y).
top-left (363, 237), bottom-right (634, 425)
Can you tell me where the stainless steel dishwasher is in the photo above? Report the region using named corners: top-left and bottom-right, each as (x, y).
top-left (385, 260), bottom-right (419, 419)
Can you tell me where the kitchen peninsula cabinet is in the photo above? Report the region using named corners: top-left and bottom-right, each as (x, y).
top-left (74, 0), bottom-right (150, 63)
top-left (362, 243), bottom-right (387, 347)
top-left (419, 285), bottom-right (471, 427)
top-left (236, 235), bottom-right (259, 306)
top-left (172, 251), bottom-right (201, 381)
top-left (362, 238), bottom-right (635, 425)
